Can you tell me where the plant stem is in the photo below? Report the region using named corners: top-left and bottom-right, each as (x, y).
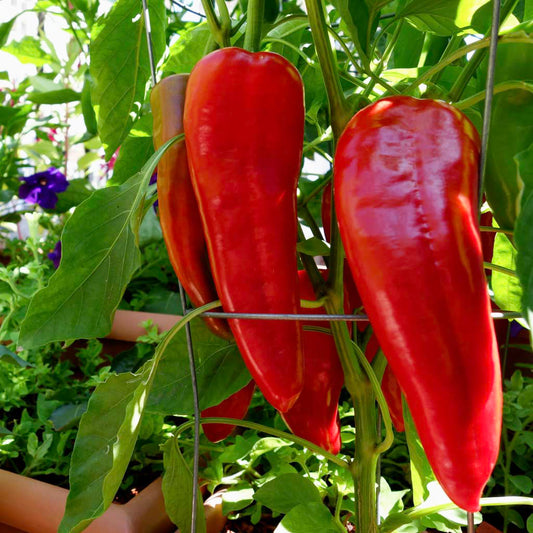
top-left (178, 417), bottom-right (350, 468)
top-left (447, 0), bottom-right (518, 102)
top-left (244, 0), bottom-right (264, 52)
top-left (215, 0), bottom-right (232, 46)
top-left (304, 0), bottom-right (351, 140)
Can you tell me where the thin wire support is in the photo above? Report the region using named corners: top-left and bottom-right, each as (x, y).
top-left (178, 284), bottom-right (202, 533)
top-left (141, 3), bottom-right (199, 531)
top-left (478, 0), bottom-right (502, 210)
top-left (142, 0), bottom-right (157, 86)
top-left (202, 310), bottom-right (522, 321)
top-left (467, 511), bottom-right (475, 533)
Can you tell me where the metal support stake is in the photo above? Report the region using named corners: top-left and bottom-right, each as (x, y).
top-left (141, 2), bottom-right (200, 531)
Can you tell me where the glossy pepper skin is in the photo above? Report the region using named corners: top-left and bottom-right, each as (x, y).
top-left (150, 75), bottom-right (231, 339)
top-left (201, 381), bottom-right (255, 443)
top-left (281, 270), bottom-right (344, 454)
top-left (184, 48), bottom-right (305, 412)
top-left (334, 96), bottom-right (502, 512)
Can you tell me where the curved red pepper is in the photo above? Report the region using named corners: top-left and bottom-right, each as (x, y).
top-left (281, 270), bottom-right (344, 454)
top-left (201, 381), bottom-right (255, 443)
top-left (334, 96), bottom-right (502, 511)
top-left (184, 48), bottom-right (305, 412)
top-left (150, 75), bottom-right (231, 339)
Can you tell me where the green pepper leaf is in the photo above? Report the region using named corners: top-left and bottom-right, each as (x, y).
top-left (90, 0), bottom-right (166, 158)
top-left (147, 319), bottom-right (251, 415)
top-left (254, 473), bottom-right (322, 514)
top-left (275, 502), bottom-right (344, 533)
top-left (397, 0), bottom-right (490, 35)
top-left (162, 438), bottom-right (206, 533)
top-left (515, 144), bottom-right (533, 340)
top-left (492, 232), bottom-right (523, 314)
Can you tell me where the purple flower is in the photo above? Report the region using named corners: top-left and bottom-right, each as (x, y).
top-left (18, 168), bottom-right (69, 209)
top-left (149, 171), bottom-right (158, 210)
top-left (48, 241), bottom-right (61, 269)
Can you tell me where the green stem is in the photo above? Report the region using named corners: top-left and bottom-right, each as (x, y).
top-left (483, 262), bottom-right (518, 278)
top-left (405, 34), bottom-right (533, 96)
top-left (455, 80), bottom-right (533, 109)
top-left (447, 0), bottom-right (518, 102)
top-left (304, 0), bottom-right (351, 140)
top-left (244, 0), bottom-right (264, 52)
top-left (299, 203), bottom-right (325, 242)
top-left (480, 225), bottom-right (513, 235)
top-left (380, 496), bottom-right (533, 533)
top-left (177, 417), bottom-right (350, 468)
top-left (215, 0), bottom-right (232, 46)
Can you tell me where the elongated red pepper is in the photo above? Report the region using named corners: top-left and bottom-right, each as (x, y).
top-left (150, 75), bottom-right (231, 339)
top-left (201, 381), bottom-right (255, 443)
top-left (334, 96), bottom-right (501, 512)
top-left (281, 270), bottom-right (344, 454)
top-left (184, 48), bottom-right (305, 412)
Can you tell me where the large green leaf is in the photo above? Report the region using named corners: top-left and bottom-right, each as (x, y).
top-left (398, 0), bottom-right (489, 35)
top-left (110, 114), bottom-right (154, 185)
top-left (515, 144), bottom-right (533, 339)
top-left (3, 36), bottom-right (54, 65)
top-left (334, 0), bottom-right (372, 56)
top-left (492, 233), bottom-right (523, 313)
top-left (147, 319), bottom-right (251, 415)
top-left (162, 438), bottom-right (206, 533)
top-left (254, 473), bottom-right (322, 514)
top-left (90, 0), bottom-right (166, 158)
top-left (18, 144), bottom-right (167, 348)
top-left (162, 23), bottom-right (211, 77)
top-left (59, 366), bottom-right (152, 532)
top-left (275, 502), bottom-right (344, 533)
top-left (0, 17), bottom-right (17, 48)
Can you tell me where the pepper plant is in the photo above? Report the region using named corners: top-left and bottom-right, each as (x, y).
top-left (2, 0), bottom-right (533, 532)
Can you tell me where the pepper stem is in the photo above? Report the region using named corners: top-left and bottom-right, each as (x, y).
top-left (244, 0), bottom-right (264, 52)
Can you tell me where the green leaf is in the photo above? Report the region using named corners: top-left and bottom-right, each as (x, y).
top-left (275, 502), bottom-right (343, 533)
top-left (398, 0), bottom-right (490, 35)
top-left (296, 237), bottom-right (330, 257)
top-left (59, 368), bottom-right (152, 533)
top-left (162, 23), bottom-right (211, 77)
top-left (255, 473), bottom-right (322, 514)
top-left (527, 513), bottom-right (533, 533)
top-left (515, 144), bottom-right (533, 335)
top-left (0, 345), bottom-right (33, 367)
top-left (0, 17), bottom-right (17, 49)
top-left (162, 438), bottom-right (206, 533)
top-left (18, 142), bottom-right (167, 348)
top-left (3, 36), bottom-right (54, 66)
top-left (54, 178), bottom-right (93, 212)
top-left (49, 403), bottom-right (88, 431)
top-left (110, 114), bottom-right (154, 185)
top-left (492, 233), bottom-right (523, 313)
top-left (90, 0), bottom-right (166, 158)
top-left (403, 397), bottom-right (436, 505)
top-left (222, 485), bottom-right (254, 513)
top-left (27, 89), bottom-right (81, 104)
top-left (510, 475), bottom-right (533, 494)
top-left (147, 319), bottom-right (251, 415)
top-left (81, 73), bottom-right (97, 135)
top-left (334, 0), bottom-right (374, 56)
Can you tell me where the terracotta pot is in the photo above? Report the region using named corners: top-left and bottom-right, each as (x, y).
top-left (107, 310), bottom-right (181, 342)
top-left (0, 470), bottom-right (226, 533)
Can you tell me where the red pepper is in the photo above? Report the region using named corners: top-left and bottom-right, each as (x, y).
top-left (184, 48), bottom-right (305, 412)
top-left (201, 381), bottom-right (255, 443)
top-left (150, 75), bottom-right (231, 339)
top-left (334, 96), bottom-right (501, 512)
top-left (281, 270), bottom-right (344, 454)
